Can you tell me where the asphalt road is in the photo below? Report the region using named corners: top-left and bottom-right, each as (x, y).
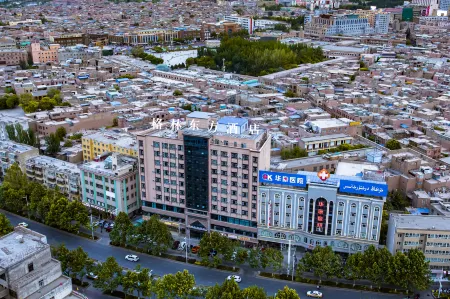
top-left (5, 212), bottom-right (403, 299)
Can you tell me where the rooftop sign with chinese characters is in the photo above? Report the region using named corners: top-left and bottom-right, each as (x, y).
top-left (339, 180), bottom-right (388, 197)
top-left (259, 171), bottom-right (307, 188)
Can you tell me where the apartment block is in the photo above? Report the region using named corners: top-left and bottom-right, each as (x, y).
top-left (258, 170), bottom-right (387, 253)
top-left (30, 42), bottom-right (60, 64)
top-left (25, 156), bottom-right (80, 198)
top-left (0, 226), bottom-right (81, 299)
top-left (81, 130), bottom-right (138, 161)
top-left (138, 113), bottom-right (271, 243)
top-left (0, 140), bottom-right (39, 179)
top-left (57, 45), bottom-right (102, 63)
top-left (224, 15), bottom-right (254, 34)
top-left (387, 214), bottom-right (450, 275)
top-left (80, 153), bottom-right (139, 216)
top-left (121, 29), bottom-right (178, 45)
top-left (0, 49), bottom-right (28, 66)
top-left (299, 134), bottom-right (353, 155)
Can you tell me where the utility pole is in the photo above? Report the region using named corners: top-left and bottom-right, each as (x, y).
top-left (287, 239), bottom-right (291, 275)
top-left (89, 209), bottom-right (94, 240)
top-left (291, 254), bottom-right (295, 281)
top-left (184, 236), bottom-right (188, 263)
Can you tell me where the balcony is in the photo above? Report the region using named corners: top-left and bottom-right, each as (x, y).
top-left (57, 179), bottom-right (66, 186)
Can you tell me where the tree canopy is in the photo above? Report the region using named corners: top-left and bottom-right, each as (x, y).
top-left (385, 139), bottom-right (402, 150)
top-left (188, 37), bottom-right (326, 76)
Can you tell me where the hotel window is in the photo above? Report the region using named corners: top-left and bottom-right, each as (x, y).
top-left (339, 201), bottom-right (344, 207)
top-left (300, 197), bottom-right (305, 202)
top-left (351, 203), bottom-right (356, 208)
top-left (337, 220), bottom-right (342, 224)
top-left (286, 204), bottom-right (291, 209)
top-left (338, 211), bottom-right (343, 215)
top-left (298, 224), bottom-right (303, 229)
top-left (298, 214), bottom-right (303, 218)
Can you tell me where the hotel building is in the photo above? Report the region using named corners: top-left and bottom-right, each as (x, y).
top-left (257, 170), bottom-right (387, 253)
top-left (138, 113), bottom-right (271, 243)
top-left (80, 153), bottom-right (139, 216)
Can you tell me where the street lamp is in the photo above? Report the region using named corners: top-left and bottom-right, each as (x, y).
top-left (89, 208), bottom-right (94, 240)
top-left (184, 236), bottom-right (188, 263)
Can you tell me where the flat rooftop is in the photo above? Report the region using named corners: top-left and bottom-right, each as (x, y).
top-left (83, 131), bottom-right (137, 150)
top-left (335, 161), bottom-right (379, 177)
top-left (0, 228), bottom-right (48, 270)
top-left (0, 140), bottom-right (36, 154)
top-left (391, 214), bottom-right (450, 231)
top-left (26, 155), bottom-right (80, 175)
top-left (308, 118), bottom-right (348, 129)
top-left (272, 156), bottom-right (328, 170)
top-left (301, 133), bottom-right (352, 142)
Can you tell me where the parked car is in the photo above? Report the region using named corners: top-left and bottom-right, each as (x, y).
top-left (18, 222), bottom-right (28, 228)
top-left (178, 241), bottom-right (186, 251)
top-left (172, 241), bottom-right (180, 250)
top-left (125, 255), bottom-right (139, 262)
top-left (191, 246), bottom-right (200, 254)
top-left (226, 275), bottom-right (241, 283)
top-left (86, 272), bottom-right (98, 280)
top-left (307, 291), bottom-right (323, 298)
top-left (109, 223), bottom-right (115, 229)
top-left (103, 222), bottom-right (109, 229)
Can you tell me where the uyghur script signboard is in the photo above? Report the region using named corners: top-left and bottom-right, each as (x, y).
top-left (259, 170), bottom-right (388, 197)
top-left (339, 180), bottom-right (388, 197)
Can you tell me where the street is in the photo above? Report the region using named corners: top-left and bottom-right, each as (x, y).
top-left (5, 212), bottom-right (404, 299)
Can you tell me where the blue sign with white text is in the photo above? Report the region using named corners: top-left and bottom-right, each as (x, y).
top-left (339, 180), bottom-right (388, 197)
top-left (259, 170), bottom-right (307, 188)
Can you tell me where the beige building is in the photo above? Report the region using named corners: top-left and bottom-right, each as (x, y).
top-left (299, 134), bottom-right (353, 155)
top-left (0, 226), bottom-right (83, 299)
top-left (82, 130), bottom-right (138, 161)
top-left (387, 214), bottom-right (450, 277)
top-left (0, 49), bottom-right (28, 66)
top-left (137, 112), bottom-right (271, 243)
top-left (30, 42), bottom-right (60, 64)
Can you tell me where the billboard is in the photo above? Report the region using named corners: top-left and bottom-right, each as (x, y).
top-left (259, 170), bottom-right (307, 188)
top-left (339, 180), bottom-right (388, 197)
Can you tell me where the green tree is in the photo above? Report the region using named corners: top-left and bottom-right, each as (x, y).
top-left (205, 279), bottom-right (243, 299)
top-left (274, 286), bottom-right (300, 299)
top-left (284, 89), bottom-right (296, 97)
top-left (45, 133), bottom-right (61, 156)
top-left (0, 212), bottom-right (13, 236)
top-left (344, 252), bottom-right (365, 286)
top-left (112, 117), bottom-right (118, 127)
top-left (109, 211), bottom-right (133, 246)
top-left (63, 140), bottom-right (73, 147)
top-left (5, 124), bottom-right (16, 141)
top-left (242, 285), bottom-right (267, 299)
top-left (280, 146), bottom-right (308, 160)
top-left (137, 214), bottom-right (173, 255)
top-left (173, 89), bottom-right (183, 96)
top-left (260, 248), bottom-right (284, 273)
top-left (155, 270), bottom-right (195, 299)
top-left (387, 251), bottom-right (409, 292)
top-left (3, 162), bottom-right (28, 191)
top-left (94, 256), bottom-right (123, 294)
top-left (248, 248), bottom-right (262, 268)
top-left (68, 246), bottom-right (89, 279)
top-left (122, 269), bottom-right (140, 298)
top-left (385, 139), bottom-right (401, 150)
top-left (405, 249), bottom-right (431, 293)
top-left (198, 231), bottom-right (236, 267)
top-left (299, 246), bottom-right (342, 284)
top-left (68, 199), bottom-right (89, 233)
top-left (55, 127), bottom-right (67, 140)
top-left (52, 244), bottom-right (71, 275)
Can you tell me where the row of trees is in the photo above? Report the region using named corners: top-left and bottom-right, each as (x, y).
top-left (280, 146), bottom-right (308, 160)
top-left (20, 89), bottom-right (70, 113)
top-left (0, 164), bottom-right (89, 233)
top-left (0, 212), bottom-right (13, 236)
top-left (131, 47), bottom-right (164, 65)
top-left (109, 212), bottom-right (174, 256)
top-left (317, 143), bottom-right (368, 155)
top-left (198, 231), bottom-right (284, 271)
top-left (45, 127), bottom-right (68, 156)
top-left (5, 123), bottom-right (37, 146)
top-left (52, 245), bottom-right (301, 299)
top-left (296, 246), bottom-right (431, 293)
top-left (190, 37), bottom-right (326, 76)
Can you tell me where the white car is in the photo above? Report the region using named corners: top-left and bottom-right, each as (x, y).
top-left (307, 291), bottom-right (323, 298)
top-left (226, 275), bottom-right (241, 283)
top-left (125, 255), bottom-right (139, 262)
top-left (18, 222), bottom-right (28, 228)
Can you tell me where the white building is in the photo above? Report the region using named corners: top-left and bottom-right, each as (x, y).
top-left (0, 140), bottom-right (39, 179)
top-left (224, 15), bottom-right (255, 34)
top-left (25, 156), bottom-right (80, 198)
top-left (0, 226), bottom-right (83, 299)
